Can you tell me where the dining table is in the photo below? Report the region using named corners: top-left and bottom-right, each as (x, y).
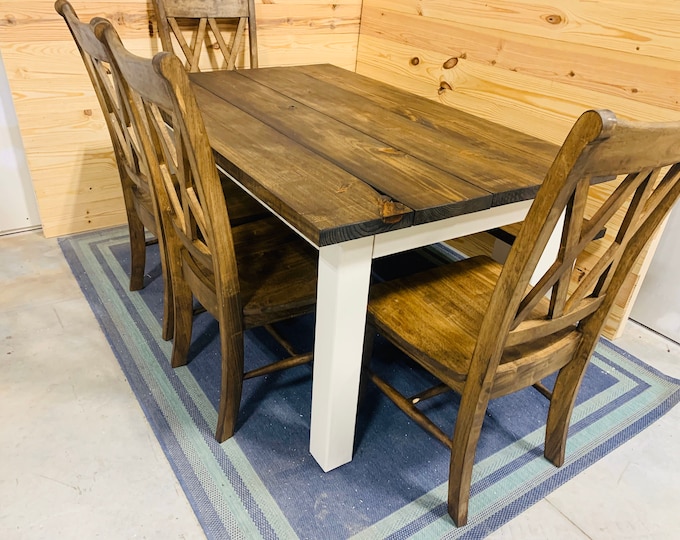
top-left (190, 63), bottom-right (561, 472)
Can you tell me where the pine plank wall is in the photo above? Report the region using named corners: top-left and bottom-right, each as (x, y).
top-left (1, 0), bottom-right (679, 337)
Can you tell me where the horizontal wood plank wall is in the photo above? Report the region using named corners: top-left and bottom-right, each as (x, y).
top-left (0, 0), bottom-right (360, 237)
top-left (356, 0), bottom-right (680, 338)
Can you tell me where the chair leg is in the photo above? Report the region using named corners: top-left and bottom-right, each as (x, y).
top-left (169, 271), bottom-right (194, 369)
top-left (215, 322), bottom-right (245, 443)
top-left (544, 349), bottom-right (591, 466)
top-left (127, 211), bottom-right (146, 292)
top-left (447, 389), bottom-right (490, 527)
top-left (156, 227), bottom-right (174, 341)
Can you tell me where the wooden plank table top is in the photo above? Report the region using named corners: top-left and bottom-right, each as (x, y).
top-left (191, 64), bottom-right (559, 247)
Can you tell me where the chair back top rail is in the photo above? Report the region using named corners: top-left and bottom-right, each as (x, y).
top-left (156, 0), bottom-right (250, 18)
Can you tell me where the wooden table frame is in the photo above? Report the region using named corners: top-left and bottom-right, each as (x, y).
top-left (193, 65), bottom-right (561, 471)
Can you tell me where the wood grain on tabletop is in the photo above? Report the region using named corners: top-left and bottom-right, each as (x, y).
top-left (192, 83), bottom-right (413, 247)
top-left (193, 69), bottom-right (502, 223)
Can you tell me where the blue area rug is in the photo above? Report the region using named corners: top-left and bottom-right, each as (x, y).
top-left (60, 226), bottom-right (680, 539)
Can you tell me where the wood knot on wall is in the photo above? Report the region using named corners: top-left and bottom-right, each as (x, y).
top-left (542, 13), bottom-right (564, 25)
top-left (443, 57), bottom-right (458, 69)
top-left (112, 12), bottom-right (126, 25)
top-left (439, 54), bottom-right (464, 93)
top-left (438, 81), bottom-right (452, 95)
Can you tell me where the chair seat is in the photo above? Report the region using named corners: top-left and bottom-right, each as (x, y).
top-left (369, 255), bottom-right (500, 388)
top-left (369, 254), bottom-right (578, 394)
top-left (183, 216), bottom-right (317, 328)
top-left (234, 217), bottom-right (318, 327)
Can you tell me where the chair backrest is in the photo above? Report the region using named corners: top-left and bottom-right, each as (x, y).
top-left (95, 19), bottom-right (243, 334)
top-left (477, 109), bottom-right (680, 385)
top-left (152, 0), bottom-right (258, 72)
top-left (55, 0), bottom-right (152, 204)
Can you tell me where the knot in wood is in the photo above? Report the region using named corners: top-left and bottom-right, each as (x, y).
top-left (410, 57), bottom-right (420, 66)
top-left (543, 14), bottom-right (563, 25)
top-left (379, 198), bottom-right (405, 224)
top-left (443, 57), bottom-right (458, 69)
top-left (438, 81), bottom-right (452, 95)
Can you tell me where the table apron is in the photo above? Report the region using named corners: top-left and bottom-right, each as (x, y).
top-left (372, 200), bottom-right (534, 258)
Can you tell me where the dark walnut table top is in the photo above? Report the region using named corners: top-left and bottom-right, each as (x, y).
top-left (191, 64), bottom-right (559, 247)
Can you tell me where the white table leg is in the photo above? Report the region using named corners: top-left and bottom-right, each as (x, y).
top-left (310, 236), bottom-right (374, 472)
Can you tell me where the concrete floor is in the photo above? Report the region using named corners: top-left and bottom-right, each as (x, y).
top-left (1, 229), bottom-right (679, 539)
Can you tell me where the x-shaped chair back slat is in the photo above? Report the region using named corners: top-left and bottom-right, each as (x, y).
top-left (153, 0), bottom-right (258, 72)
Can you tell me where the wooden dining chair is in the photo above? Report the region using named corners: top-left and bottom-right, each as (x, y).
top-left (365, 109), bottom-right (680, 526)
top-left (55, 0), bottom-right (174, 340)
top-left (96, 20), bottom-right (318, 442)
top-left (152, 0), bottom-right (258, 72)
